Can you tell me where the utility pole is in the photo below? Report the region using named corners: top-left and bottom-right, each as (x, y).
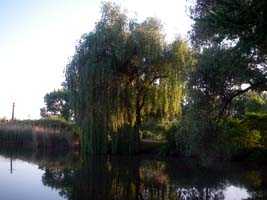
top-left (10, 155), bottom-right (13, 174)
top-left (11, 102), bottom-right (15, 121)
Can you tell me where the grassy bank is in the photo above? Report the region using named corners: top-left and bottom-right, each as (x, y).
top-left (0, 118), bottom-right (169, 155)
top-left (0, 119), bottom-right (80, 151)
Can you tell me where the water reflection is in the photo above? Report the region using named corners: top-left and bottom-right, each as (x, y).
top-left (0, 149), bottom-right (266, 200)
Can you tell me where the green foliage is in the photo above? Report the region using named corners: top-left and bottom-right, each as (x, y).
top-left (169, 111), bottom-right (267, 161)
top-left (191, 0), bottom-right (267, 58)
top-left (65, 2), bottom-right (192, 155)
top-left (217, 118), bottom-right (261, 158)
top-left (232, 92), bottom-right (267, 117)
top-left (141, 119), bottom-right (170, 141)
top-left (190, 0), bottom-right (267, 119)
top-left (244, 112), bottom-right (267, 148)
top-left (188, 45), bottom-right (266, 119)
top-left (41, 89), bottom-right (72, 120)
top-left (215, 113), bottom-right (267, 161)
top-left (172, 0), bottom-right (267, 162)
top-left (171, 115), bottom-right (219, 162)
top-left (159, 121), bottom-right (180, 156)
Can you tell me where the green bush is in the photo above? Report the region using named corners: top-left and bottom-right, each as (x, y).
top-left (164, 113), bottom-right (217, 160)
top-left (167, 112), bottom-right (267, 162)
top-left (141, 119), bottom-right (169, 141)
top-left (243, 113), bottom-right (267, 149)
top-left (217, 119), bottom-right (257, 158)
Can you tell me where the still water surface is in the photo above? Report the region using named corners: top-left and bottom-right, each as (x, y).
top-left (0, 150), bottom-right (266, 200)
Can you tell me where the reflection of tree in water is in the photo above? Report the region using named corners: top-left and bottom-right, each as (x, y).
top-left (0, 149), bottom-right (265, 199)
top-left (139, 160), bottom-right (225, 200)
top-left (39, 155), bottom-right (267, 200)
top-left (42, 157), bottom-right (109, 199)
top-left (41, 157), bottom-right (224, 200)
top-left (176, 188), bottom-right (224, 200)
top-left (0, 147), bottom-right (266, 199)
top-left (42, 156), bottom-right (142, 200)
top-left (242, 169), bottom-right (267, 200)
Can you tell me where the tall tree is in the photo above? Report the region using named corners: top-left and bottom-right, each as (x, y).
top-left (188, 45), bottom-right (266, 119)
top-left (190, 0), bottom-right (267, 118)
top-left (41, 89), bottom-right (71, 120)
top-left (65, 2), bottom-right (192, 155)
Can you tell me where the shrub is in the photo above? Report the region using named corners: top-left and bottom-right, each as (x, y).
top-left (217, 119), bottom-right (257, 159)
top-left (168, 112), bottom-right (267, 162)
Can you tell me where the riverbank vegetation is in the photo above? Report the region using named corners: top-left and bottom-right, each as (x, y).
top-left (41, 1), bottom-right (266, 162)
top-left (165, 0), bottom-right (267, 162)
top-left (0, 118), bottom-right (79, 150)
top-left (1, 1), bottom-right (266, 163)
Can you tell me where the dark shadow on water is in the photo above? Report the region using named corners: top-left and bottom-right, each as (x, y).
top-left (0, 149), bottom-right (266, 200)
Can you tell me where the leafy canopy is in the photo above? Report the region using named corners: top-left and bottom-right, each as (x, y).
top-left (65, 2), bottom-right (193, 154)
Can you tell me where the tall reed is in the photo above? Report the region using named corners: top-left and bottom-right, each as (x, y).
top-left (0, 119), bottom-right (79, 150)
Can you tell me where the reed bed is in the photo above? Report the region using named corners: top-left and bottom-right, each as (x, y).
top-left (0, 119), bottom-right (80, 151)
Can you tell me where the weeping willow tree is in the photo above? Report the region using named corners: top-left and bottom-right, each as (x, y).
top-left (65, 2), bottom-right (193, 155)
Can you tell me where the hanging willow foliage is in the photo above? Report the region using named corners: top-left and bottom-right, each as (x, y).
top-left (65, 2), bottom-right (194, 155)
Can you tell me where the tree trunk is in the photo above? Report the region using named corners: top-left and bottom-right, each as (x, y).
top-left (134, 94), bottom-right (142, 154)
top-left (217, 82), bottom-right (263, 120)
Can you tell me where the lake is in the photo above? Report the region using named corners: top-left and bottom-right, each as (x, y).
top-left (0, 149), bottom-right (266, 200)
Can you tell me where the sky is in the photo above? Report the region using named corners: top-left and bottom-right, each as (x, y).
top-left (0, 0), bottom-right (192, 119)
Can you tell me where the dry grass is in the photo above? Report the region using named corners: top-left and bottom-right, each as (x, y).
top-left (0, 120), bottom-right (80, 150)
